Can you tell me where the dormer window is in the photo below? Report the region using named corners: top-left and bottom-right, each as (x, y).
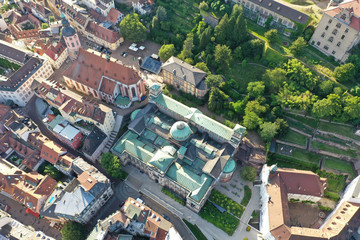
top-left (336, 23), bottom-right (341, 28)
top-left (341, 14), bottom-right (346, 20)
top-left (341, 35), bottom-right (345, 40)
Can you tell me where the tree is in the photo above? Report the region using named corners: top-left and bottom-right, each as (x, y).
top-left (275, 118), bottom-right (289, 137)
top-left (151, 16), bottom-right (160, 29)
top-left (262, 68), bottom-right (287, 93)
top-left (231, 10), bottom-right (248, 45)
top-left (245, 100), bottom-right (266, 116)
top-left (318, 80), bottom-right (334, 97)
top-left (100, 152), bottom-right (126, 179)
top-left (214, 44), bottom-right (232, 72)
top-left (333, 63), bottom-right (355, 82)
top-left (49, 16), bottom-right (55, 23)
top-left (312, 94), bottom-right (342, 118)
top-left (214, 13), bottom-right (230, 44)
top-left (42, 23), bottom-right (49, 29)
top-left (243, 112), bottom-right (263, 130)
top-left (44, 165), bottom-right (62, 181)
top-left (289, 37), bottom-right (307, 55)
top-left (194, 62), bottom-right (209, 73)
top-left (61, 221), bottom-right (87, 240)
top-left (242, 39), bottom-right (264, 59)
top-left (259, 122), bottom-right (278, 142)
top-left (199, 26), bottom-right (212, 49)
top-left (155, 6), bottom-right (167, 21)
top-left (199, 1), bottom-right (209, 11)
top-left (240, 166), bottom-right (256, 182)
top-left (283, 59), bottom-right (319, 90)
top-left (247, 81), bottom-right (265, 99)
top-left (265, 29), bottom-right (278, 43)
top-left (233, 46), bottom-right (243, 61)
top-left (158, 44), bottom-right (175, 62)
top-left (343, 95), bottom-right (360, 120)
top-left (208, 88), bottom-right (229, 113)
top-left (205, 74), bottom-right (222, 88)
top-left (179, 33), bottom-right (194, 59)
top-left (120, 13), bottom-right (147, 42)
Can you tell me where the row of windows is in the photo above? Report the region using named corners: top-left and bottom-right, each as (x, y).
top-left (321, 32), bottom-right (346, 40)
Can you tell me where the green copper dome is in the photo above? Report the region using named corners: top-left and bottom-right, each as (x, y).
top-left (170, 121), bottom-right (191, 141)
top-left (223, 158), bottom-right (236, 173)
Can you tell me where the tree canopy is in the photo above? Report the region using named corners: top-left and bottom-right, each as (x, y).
top-left (289, 37), bottom-right (307, 55)
top-left (100, 152), bottom-right (126, 179)
top-left (265, 29), bottom-right (278, 43)
top-left (61, 221), bottom-right (87, 240)
top-left (259, 122), bottom-right (278, 142)
top-left (240, 166), bottom-right (256, 182)
top-left (214, 44), bottom-right (231, 72)
top-left (158, 44), bottom-right (175, 62)
top-left (205, 74), bottom-right (222, 88)
top-left (333, 63), bottom-right (355, 82)
top-left (120, 13), bottom-right (147, 42)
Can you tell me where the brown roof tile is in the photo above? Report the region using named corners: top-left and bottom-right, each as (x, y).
top-left (77, 171), bottom-right (97, 191)
top-left (85, 21), bottom-right (121, 43)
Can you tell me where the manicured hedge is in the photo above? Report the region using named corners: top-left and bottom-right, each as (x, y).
top-left (241, 185), bottom-right (252, 207)
top-left (209, 189), bottom-right (245, 218)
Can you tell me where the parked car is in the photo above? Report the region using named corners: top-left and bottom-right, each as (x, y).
top-left (119, 200), bottom-right (125, 208)
top-left (122, 52), bottom-right (128, 57)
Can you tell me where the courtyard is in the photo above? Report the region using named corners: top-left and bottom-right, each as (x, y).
top-left (289, 202), bottom-right (329, 228)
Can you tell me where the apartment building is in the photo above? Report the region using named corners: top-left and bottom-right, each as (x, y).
top-left (41, 157), bottom-right (113, 224)
top-left (63, 49), bottom-right (146, 108)
top-left (161, 56), bottom-right (209, 98)
top-left (112, 84), bottom-right (245, 213)
top-left (0, 41), bottom-right (53, 107)
top-left (310, 0), bottom-right (360, 62)
top-left (34, 79), bottom-right (116, 136)
top-left (0, 159), bottom-right (56, 213)
top-left (79, 0), bottom-right (114, 16)
top-left (8, 13), bottom-right (43, 40)
top-left (233, 0), bottom-right (309, 34)
top-left (43, 41), bottom-right (68, 69)
top-left (87, 197), bottom-right (182, 240)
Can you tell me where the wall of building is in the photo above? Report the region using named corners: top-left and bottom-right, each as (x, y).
top-left (287, 193), bottom-right (321, 202)
top-left (84, 137), bottom-right (108, 163)
top-left (310, 13), bottom-right (360, 62)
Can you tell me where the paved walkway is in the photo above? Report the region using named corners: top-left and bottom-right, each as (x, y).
top-left (124, 165), bottom-right (263, 240)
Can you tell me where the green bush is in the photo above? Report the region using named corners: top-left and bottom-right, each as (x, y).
top-left (210, 189), bottom-right (245, 218)
top-left (318, 205), bottom-right (332, 212)
top-left (302, 200), bottom-right (315, 204)
top-left (183, 219), bottom-right (207, 240)
top-left (324, 191), bottom-right (340, 201)
top-left (241, 185), bottom-right (252, 206)
top-left (289, 198), bottom-right (300, 203)
top-left (161, 187), bottom-right (186, 206)
top-left (246, 226), bottom-right (251, 232)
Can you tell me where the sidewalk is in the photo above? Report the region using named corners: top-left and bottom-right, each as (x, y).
top-left (124, 165), bottom-right (262, 240)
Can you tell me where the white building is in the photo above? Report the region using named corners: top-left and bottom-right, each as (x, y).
top-left (0, 41), bottom-right (53, 107)
top-left (79, 0), bottom-right (114, 16)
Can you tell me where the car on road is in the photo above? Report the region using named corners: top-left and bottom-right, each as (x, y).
top-left (122, 52), bottom-right (128, 57)
top-left (162, 214), bottom-right (170, 221)
top-left (119, 200), bottom-right (125, 208)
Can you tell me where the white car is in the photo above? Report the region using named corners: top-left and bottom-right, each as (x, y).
top-left (139, 46), bottom-right (145, 50)
top-left (129, 46), bottom-right (138, 52)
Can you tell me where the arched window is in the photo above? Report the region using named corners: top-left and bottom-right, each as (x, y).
top-left (131, 87), bottom-right (137, 97)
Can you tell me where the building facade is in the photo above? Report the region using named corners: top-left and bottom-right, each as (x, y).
top-left (61, 13), bottom-right (81, 60)
top-left (79, 0), bottom-right (114, 16)
top-left (63, 49), bottom-right (146, 107)
top-left (44, 41), bottom-right (68, 69)
top-left (310, 0), bottom-right (360, 62)
top-left (233, 0), bottom-right (309, 35)
top-left (161, 56), bottom-right (209, 98)
top-left (0, 41), bottom-right (53, 107)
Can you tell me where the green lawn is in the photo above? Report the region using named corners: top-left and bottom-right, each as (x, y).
top-left (311, 141), bottom-right (358, 158)
top-left (282, 0), bottom-right (314, 6)
top-left (161, 187), bottom-right (186, 206)
top-left (318, 170), bottom-right (347, 194)
top-left (285, 113), bottom-right (318, 129)
top-left (240, 185), bottom-right (252, 207)
top-left (317, 122), bottom-right (360, 141)
top-left (278, 130), bottom-right (307, 146)
top-left (286, 118), bottom-right (314, 135)
top-left (199, 201), bottom-right (240, 236)
top-left (183, 219), bottom-right (207, 240)
top-left (209, 189), bottom-right (245, 218)
top-left (323, 157), bottom-right (357, 180)
top-left (0, 58), bottom-right (21, 71)
top-left (268, 153), bottom-right (320, 172)
top-left (291, 148), bottom-right (322, 164)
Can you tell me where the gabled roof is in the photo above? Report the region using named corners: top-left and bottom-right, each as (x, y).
top-left (63, 49), bottom-right (140, 90)
top-left (40, 141), bottom-right (67, 164)
top-left (44, 42), bottom-right (66, 61)
top-left (161, 56), bottom-right (207, 87)
top-left (247, 0), bottom-right (309, 24)
top-left (106, 8), bottom-right (123, 24)
top-left (325, 0), bottom-right (360, 31)
top-left (85, 21), bottom-right (121, 43)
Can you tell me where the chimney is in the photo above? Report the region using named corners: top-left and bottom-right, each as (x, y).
top-left (173, 69), bottom-right (176, 75)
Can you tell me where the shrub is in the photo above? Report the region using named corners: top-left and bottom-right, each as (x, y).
top-left (246, 226), bottom-right (251, 232)
top-left (318, 205), bottom-right (332, 212)
top-left (240, 166), bottom-right (256, 181)
top-left (241, 185), bottom-right (252, 206)
top-left (324, 191), bottom-right (340, 201)
top-left (289, 198), bottom-right (300, 203)
top-left (162, 187), bottom-right (186, 206)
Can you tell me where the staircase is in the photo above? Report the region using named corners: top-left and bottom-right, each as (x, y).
top-left (103, 115), bottom-right (123, 153)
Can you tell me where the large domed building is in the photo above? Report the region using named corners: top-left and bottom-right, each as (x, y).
top-left (61, 13), bottom-right (81, 60)
top-left (170, 121), bottom-right (192, 142)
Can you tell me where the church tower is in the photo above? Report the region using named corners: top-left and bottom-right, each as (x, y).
top-left (61, 13), bottom-right (81, 60)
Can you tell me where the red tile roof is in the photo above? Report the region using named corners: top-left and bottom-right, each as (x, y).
top-left (40, 141), bottom-right (67, 164)
top-left (89, 9), bottom-right (106, 23)
top-left (0, 104), bottom-right (11, 123)
top-left (325, 0), bottom-right (360, 31)
top-left (85, 21), bottom-right (121, 43)
top-left (44, 42), bottom-right (67, 61)
top-left (106, 8), bottom-right (122, 24)
top-left (64, 49), bottom-right (141, 90)
top-left (78, 171), bottom-right (97, 191)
